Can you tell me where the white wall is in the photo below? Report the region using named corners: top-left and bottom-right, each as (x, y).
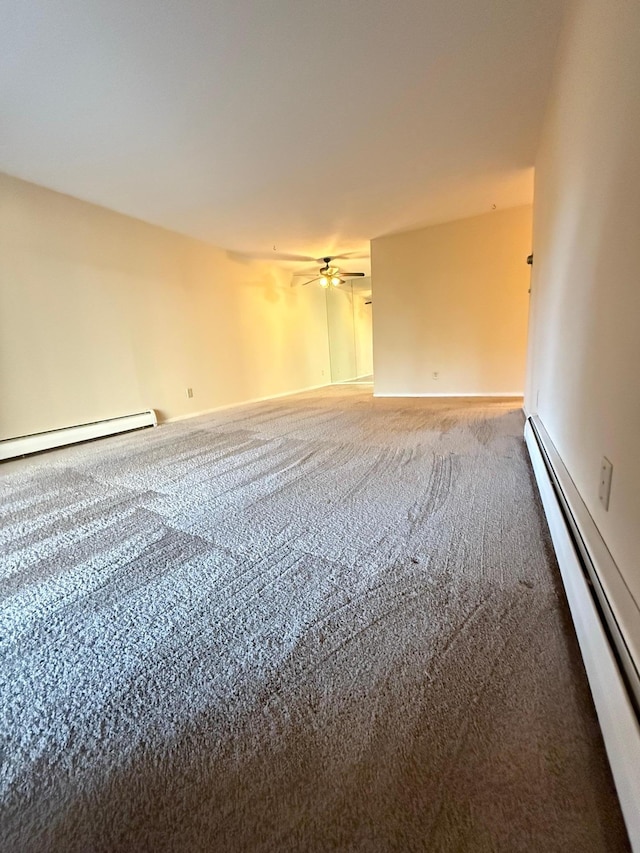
top-left (326, 287), bottom-right (356, 382)
top-left (525, 0), bottom-right (640, 604)
top-left (0, 172), bottom-right (330, 439)
top-left (325, 282), bottom-right (373, 382)
top-left (353, 288), bottom-right (373, 378)
top-left (371, 205), bottom-right (532, 396)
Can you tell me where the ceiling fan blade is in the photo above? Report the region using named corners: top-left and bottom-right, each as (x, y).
top-left (301, 277), bottom-right (321, 286)
top-left (328, 252), bottom-right (370, 261)
top-left (238, 251), bottom-right (320, 263)
top-left (339, 272), bottom-right (366, 277)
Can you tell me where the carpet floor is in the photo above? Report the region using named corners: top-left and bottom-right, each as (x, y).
top-left (0, 386), bottom-right (629, 852)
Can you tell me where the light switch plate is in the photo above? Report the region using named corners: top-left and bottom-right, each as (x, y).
top-left (599, 457), bottom-right (613, 510)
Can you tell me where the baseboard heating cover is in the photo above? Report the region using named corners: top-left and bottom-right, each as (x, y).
top-left (525, 416), bottom-right (640, 851)
top-left (0, 410), bottom-right (157, 461)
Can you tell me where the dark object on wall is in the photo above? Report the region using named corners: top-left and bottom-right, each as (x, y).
top-left (527, 254), bottom-right (534, 265)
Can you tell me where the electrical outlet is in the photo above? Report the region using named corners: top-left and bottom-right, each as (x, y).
top-left (432, 371), bottom-right (439, 381)
top-left (599, 457), bottom-right (613, 510)
top-left (186, 387), bottom-right (193, 399)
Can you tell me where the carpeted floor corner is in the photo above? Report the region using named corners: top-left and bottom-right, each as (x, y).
top-left (0, 385), bottom-right (630, 851)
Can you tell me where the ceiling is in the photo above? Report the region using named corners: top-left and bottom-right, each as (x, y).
top-left (0, 1), bottom-right (566, 265)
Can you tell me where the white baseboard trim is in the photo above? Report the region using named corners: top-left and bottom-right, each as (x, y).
top-left (373, 391), bottom-right (523, 399)
top-left (525, 418), bottom-right (640, 851)
top-left (0, 410), bottom-right (157, 461)
top-left (163, 382), bottom-right (331, 424)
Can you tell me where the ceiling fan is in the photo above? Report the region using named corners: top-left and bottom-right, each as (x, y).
top-left (294, 257), bottom-right (366, 288)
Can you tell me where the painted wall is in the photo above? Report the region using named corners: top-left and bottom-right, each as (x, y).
top-left (326, 287), bottom-right (356, 383)
top-left (325, 282), bottom-right (373, 382)
top-left (371, 205), bottom-right (532, 396)
top-left (525, 0), bottom-right (640, 602)
top-left (0, 172), bottom-right (330, 439)
top-left (353, 287), bottom-right (373, 378)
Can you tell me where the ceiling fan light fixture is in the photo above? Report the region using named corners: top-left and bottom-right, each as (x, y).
top-left (302, 258), bottom-right (366, 290)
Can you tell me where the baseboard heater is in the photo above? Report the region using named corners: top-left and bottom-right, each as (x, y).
top-left (525, 416), bottom-right (640, 851)
top-left (0, 409), bottom-right (157, 461)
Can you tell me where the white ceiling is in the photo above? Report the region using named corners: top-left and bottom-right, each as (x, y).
top-left (0, 0), bottom-right (566, 264)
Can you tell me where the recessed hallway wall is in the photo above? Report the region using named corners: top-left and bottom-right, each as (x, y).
top-left (325, 281), bottom-right (373, 383)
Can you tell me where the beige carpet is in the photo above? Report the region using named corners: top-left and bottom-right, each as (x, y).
top-left (0, 385), bottom-right (629, 851)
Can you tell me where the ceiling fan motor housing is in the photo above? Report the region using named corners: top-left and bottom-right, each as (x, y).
top-left (299, 257), bottom-right (366, 286)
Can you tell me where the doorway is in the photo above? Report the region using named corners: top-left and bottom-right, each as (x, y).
top-left (325, 278), bottom-right (373, 383)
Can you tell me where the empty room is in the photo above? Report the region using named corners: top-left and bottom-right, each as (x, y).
top-left (1, 0), bottom-right (639, 851)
